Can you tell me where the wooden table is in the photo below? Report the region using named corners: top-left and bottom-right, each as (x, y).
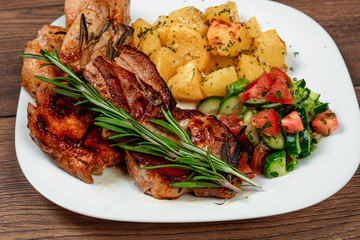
top-left (1, 0), bottom-right (359, 239)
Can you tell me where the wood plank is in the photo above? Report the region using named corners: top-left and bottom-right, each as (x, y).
top-left (0, 5), bottom-right (63, 116)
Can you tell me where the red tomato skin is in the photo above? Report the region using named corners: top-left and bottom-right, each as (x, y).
top-left (238, 85), bottom-right (261, 102)
top-left (256, 71), bottom-right (274, 92)
top-left (269, 67), bottom-right (290, 84)
top-left (239, 72), bottom-right (274, 102)
top-left (238, 152), bottom-right (248, 167)
top-left (312, 110), bottom-right (339, 136)
top-left (245, 79), bottom-right (258, 90)
top-left (238, 164), bottom-right (255, 179)
top-left (263, 79), bottom-right (294, 104)
top-left (251, 145), bottom-right (268, 174)
top-left (218, 115), bottom-right (242, 136)
top-left (281, 111), bottom-right (304, 133)
top-left (252, 109), bottom-right (281, 137)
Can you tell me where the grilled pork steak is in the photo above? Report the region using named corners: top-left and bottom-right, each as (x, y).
top-left (83, 46), bottom-right (243, 199)
top-left (27, 83), bottom-right (123, 183)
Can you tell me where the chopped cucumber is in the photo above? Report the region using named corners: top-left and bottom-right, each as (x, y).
top-left (261, 133), bottom-right (285, 150)
top-left (314, 103), bottom-right (329, 115)
top-left (219, 94), bottom-right (244, 115)
top-left (263, 150), bottom-right (287, 178)
top-left (243, 111), bottom-right (260, 146)
top-left (286, 155), bottom-right (298, 172)
top-left (197, 96), bottom-right (223, 115)
top-left (299, 128), bottom-right (311, 158)
top-left (261, 102), bottom-right (283, 111)
top-left (286, 133), bottom-right (301, 156)
top-left (225, 78), bottom-right (250, 97)
top-left (244, 99), bottom-right (269, 108)
top-left (291, 78), bottom-right (306, 89)
top-left (295, 105), bottom-right (311, 158)
top-left (295, 105), bottom-right (309, 126)
top-left (291, 78), bottom-right (310, 104)
top-left (309, 90), bottom-right (320, 102)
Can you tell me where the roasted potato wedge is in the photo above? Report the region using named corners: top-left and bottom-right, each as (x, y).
top-left (132, 18), bottom-right (161, 55)
top-left (203, 54), bottom-right (237, 75)
top-left (246, 17), bottom-right (261, 38)
top-left (149, 47), bottom-right (182, 82)
top-left (169, 6), bottom-right (208, 35)
top-left (152, 15), bottom-right (178, 46)
top-left (167, 60), bottom-right (203, 101)
top-left (251, 29), bottom-right (287, 70)
top-left (235, 54), bottom-right (271, 81)
top-left (166, 24), bottom-right (210, 72)
top-left (201, 66), bottom-right (238, 97)
top-left (207, 19), bottom-right (253, 57)
top-left (205, 1), bottom-right (240, 23)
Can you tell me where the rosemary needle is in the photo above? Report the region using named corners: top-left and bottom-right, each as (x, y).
top-left (19, 49), bottom-right (261, 193)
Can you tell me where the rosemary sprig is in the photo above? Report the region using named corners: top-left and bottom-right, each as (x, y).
top-left (19, 49), bottom-right (261, 193)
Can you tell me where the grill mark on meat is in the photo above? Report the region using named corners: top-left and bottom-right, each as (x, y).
top-left (92, 56), bottom-right (130, 112)
top-left (115, 45), bottom-right (177, 111)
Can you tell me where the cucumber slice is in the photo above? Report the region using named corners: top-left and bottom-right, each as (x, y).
top-left (299, 88), bottom-right (310, 103)
top-left (197, 96), bottom-right (223, 115)
top-left (286, 155), bottom-right (298, 172)
top-left (263, 150), bottom-right (287, 178)
top-left (261, 102), bottom-right (283, 110)
top-left (244, 98), bottom-right (269, 108)
top-left (297, 79), bottom-right (306, 88)
top-left (314, 103), bottom-right (329, 115)
top-left (286, 133), bottom-right (301, 156)
top-left (299, 128), bottom-right (311, 158)
top-left (309, 90), bottom-right (320, 101)
top-left (261, 133), bottom-right (285, 150)
top-left (295, 105), bottom-right (309, 126)
top-left (219, 95), bottom-right (244, 115)
top-left (243, 111), bottom-right (260, 146)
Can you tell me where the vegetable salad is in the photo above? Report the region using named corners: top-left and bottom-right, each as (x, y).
top-left (197, 67), bottom-right (339, 178)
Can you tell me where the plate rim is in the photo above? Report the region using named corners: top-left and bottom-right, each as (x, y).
top-left (15, 0), bottom-right (360, 222)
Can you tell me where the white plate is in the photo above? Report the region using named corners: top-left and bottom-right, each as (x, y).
top-left (15, 0), bottom-right (360, 222)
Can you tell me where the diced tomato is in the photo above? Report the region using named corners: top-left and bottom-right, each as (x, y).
top-left (245, 79), bottom-right (258, 90)
top-left (238, 164), bottom-right (255, 179)
top-left (250, 145), bottom-right (268, 174)
top-left (239, 72), bottom-right (274, 102)
top-left (263, 78), bottom-right (294, 104)
top-left (238, 85), bottom-right (261, 102)
top-left (312, 110), bottom-right (339, 136)
top-left (268, 67), bottom-right (290, 84)
top-left (238, 152), bottom-right (248, 167)
top-left (256, 71), bottom-right (274, 92)
top-left (218, 115), bottom-right (243, 136)
top-left (252, 109), bottom-right (281, 137)
top-left (281, 111), bottom-right (304, 133)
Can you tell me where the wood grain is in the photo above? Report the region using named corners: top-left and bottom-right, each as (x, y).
top-left (1, 0), bottom-right (359, 239)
